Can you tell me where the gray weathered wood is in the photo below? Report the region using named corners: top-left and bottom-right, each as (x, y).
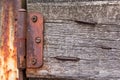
top-left (27, 0), bottom-right (120, 3)
top-left (27, 1), bottom-right (120, 80)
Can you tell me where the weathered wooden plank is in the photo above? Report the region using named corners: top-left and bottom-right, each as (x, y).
top-left (27, 0), bottom-right (120, 3)
top-left (28, 1), bottom-right (120, 25)
top-left (27, 1), bottom-right (120, 80)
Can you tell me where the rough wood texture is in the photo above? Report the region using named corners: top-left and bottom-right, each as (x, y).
top-left (27, 1), bottom-right (120, 80)
top-left (27, 0), bottom-right (120, 3)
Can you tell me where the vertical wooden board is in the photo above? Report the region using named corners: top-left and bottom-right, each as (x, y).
top-left (27, 1), bottom-right (120, 80)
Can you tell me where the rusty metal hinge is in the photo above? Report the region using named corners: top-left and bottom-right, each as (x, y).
top-left (0, 0), bottom-right (43, 80)
top-left (27, 12), bottom-right (44, 68)
top-left (17, 9), bottom-right (27, 69)
top-left (17, 12), bottom-right (43, 69)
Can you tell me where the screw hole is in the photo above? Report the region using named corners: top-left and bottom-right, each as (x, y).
top-left (31, 58), bottom-right (37, 65)
top-left (31, 15), bottom-right (37, 22)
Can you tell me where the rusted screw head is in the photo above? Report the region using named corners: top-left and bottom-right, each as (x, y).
top-left (35, 37), bottom-right (41, 43)
top-left (31, 58), bottom-right (37, 65)
top-left (32, 15), bottom-right (37, 22)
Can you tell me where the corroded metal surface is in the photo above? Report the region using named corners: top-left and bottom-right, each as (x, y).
top-left (17, 9), bottom-right (27, 69)
top-left (17, 0), bottom-right (27, 80)
top-left (0, 0), bottom-right (18, 80)
top-left (27, 13), bottom-right (43, 68)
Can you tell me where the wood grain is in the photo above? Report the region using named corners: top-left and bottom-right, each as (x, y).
top-left (27, 1), bottom-right (120, 80)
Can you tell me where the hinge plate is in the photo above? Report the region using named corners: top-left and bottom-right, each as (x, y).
top-left (27, 12), bottom-right (43, 68)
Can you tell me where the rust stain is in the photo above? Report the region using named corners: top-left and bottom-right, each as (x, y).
top-left (27, 65), bottom-right (49, 77)
top-left (0, 0), bottom-right (18, 80)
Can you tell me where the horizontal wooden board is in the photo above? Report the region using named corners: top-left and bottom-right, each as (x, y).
top-left (27, 0), bottom-right (120, 3)
top-left (27, 1), bottom-right (120, 80)
top-left (28, 1), bottom-right (120, 25)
